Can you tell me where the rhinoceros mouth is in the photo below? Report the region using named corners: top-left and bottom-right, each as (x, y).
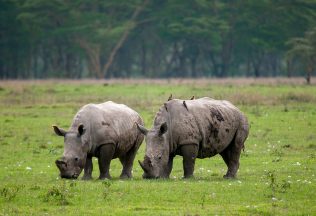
top-left (60, 173), bottom-right (79, 179)
top-left (72, 173), bottom-right (79, 178)
top-left (142, 173), bottom-right (158, 179)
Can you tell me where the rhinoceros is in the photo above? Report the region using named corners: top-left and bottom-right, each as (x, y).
top-left (136, 97), bottom-right (249, 179)
top-left (53, 101), bottom-right (144, 180)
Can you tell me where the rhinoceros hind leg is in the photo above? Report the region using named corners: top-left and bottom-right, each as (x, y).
top-left (119, 148), bottom-right (136, 179)
top-left (220, 126), bottom-right (247, 178)
top-left (119, 136), bottom-right (143, 179)
top-left (180, 144), bottom-right (198, 178)
top-left (98, 144), bottom-right (115, 180)
top-left (220, 145), bottom-right (240, 178)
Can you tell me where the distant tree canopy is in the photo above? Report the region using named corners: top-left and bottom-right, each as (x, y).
top-left (1, 0), bottom-right (316, 79)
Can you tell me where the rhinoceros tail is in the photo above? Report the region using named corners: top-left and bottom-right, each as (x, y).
top-left (238, 115), bottom-right (249, 152)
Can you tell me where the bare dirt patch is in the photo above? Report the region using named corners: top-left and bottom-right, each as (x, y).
top-left (0, 77), bottom-right (314, 87)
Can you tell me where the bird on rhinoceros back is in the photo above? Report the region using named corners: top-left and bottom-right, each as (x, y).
top-left (53, 101), bottom-right (144, 180)
top-left (137, 96), bottom-right (249, 179)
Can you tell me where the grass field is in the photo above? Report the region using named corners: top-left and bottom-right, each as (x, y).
top-left (0, 78), bottom-right (315, 215)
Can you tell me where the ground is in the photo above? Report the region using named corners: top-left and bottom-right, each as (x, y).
top-left (0, 78), bottom-right (315, 215)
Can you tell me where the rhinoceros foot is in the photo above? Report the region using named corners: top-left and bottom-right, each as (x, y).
top-left (99, 174), bottom-right (112, 180)
top-left (223, 174), bottom-right (236, 179)
top-left (120, 173), bottom-right (132, 179)
top-left (182, 174), bottom-right (194, 179)
top-left (81, 175), bottom-right (93, 181)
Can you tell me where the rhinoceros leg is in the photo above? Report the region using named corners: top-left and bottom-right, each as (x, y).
top-left (166, 156), bottom-right (174, 177)
top-left (82, 156), bottom-right (93, 180)
top-left (220, 126), bottom-right (248, 178)
top-left (119, 146), bottom-right (138, 179)
top-left (220, 144), bottom-right (240, 179)
top-left (180, 144), bottom-right (198, 178)
top-left (119, 135), bottom-right (143, 179)
top-left (98, 144), bottom-right (115, 179)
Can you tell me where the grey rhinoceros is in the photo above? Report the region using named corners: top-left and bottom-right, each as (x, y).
top-left (53, 101), bottom-right (144, 180)
top-left (136, 97), bottom-right (249, 179)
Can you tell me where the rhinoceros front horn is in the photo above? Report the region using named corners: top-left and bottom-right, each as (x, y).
top-left (138, 160), bottom-right (148, 172)
top-left (55, 159), bottom-right (67, 169)
top-left (136, 123), bottom-right (148, 135)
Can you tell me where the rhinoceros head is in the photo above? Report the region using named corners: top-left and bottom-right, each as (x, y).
top-left (53, 124), bottom-right (87, 179)
top-left (137, 122), bottom-right (170, 179)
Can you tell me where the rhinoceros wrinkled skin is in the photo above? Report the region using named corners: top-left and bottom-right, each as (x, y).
top-left (53, 101), bottom-right (144, 180)
top-left (137, 97), bottom-right (249, 179)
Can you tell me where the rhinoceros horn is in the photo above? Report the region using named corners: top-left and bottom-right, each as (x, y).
top-left (55, 159), bottom-right (67, 170)
top-left (138, 160), bottom-right (149, 173)
top-left (136, 123), bottom-right (148, 135)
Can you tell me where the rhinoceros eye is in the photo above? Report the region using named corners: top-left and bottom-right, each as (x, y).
top-left (74, 157), bottom-right (79, 162)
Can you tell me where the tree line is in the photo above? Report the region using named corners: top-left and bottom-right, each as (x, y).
top-left (1, 0), bottom-right (316, 80)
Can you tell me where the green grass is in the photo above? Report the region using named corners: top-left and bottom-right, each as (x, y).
top-left (0, 80), bottom-right (315, 215)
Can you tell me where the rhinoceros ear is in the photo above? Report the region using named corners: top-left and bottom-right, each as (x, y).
top-left (53, 125), bottom-right (67, 136)
top-left (159, 122), bottom-right (168, 135)
top-left (136, 123), bottom-right (148, 135)
top-left (78, 124), bottom-right (86, 136)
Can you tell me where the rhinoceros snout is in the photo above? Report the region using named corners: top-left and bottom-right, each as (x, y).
top-left (72, 173), bottom-right (79, 179)
top-left (60, 173), bottom-right (78, 179)
top-left (142, 172), bottom-right (159, 179)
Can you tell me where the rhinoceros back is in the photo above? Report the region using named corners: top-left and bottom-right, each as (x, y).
top-left (70, 101), bottom-right (143, 156)
top-left (161, 97), bottom-right (245, 158)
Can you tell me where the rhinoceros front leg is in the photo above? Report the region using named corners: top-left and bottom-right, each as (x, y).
top-left (98, 144), bottom-right (115, 180)
top-left (180, 144), bottom-right (198, 178)
top-left (119, 145), bottom-right (139, 179)
top-left (82, 156), bottom-right (93, 180)
top-left (166, 156), bottom-right (174, 178)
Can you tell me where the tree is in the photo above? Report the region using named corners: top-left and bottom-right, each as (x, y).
top-left (1, 0), bottom-right (316, 79)
top-left (0, 0), bottom-right (32, 78)
top-left (286, 27), bottom-right (316, 84)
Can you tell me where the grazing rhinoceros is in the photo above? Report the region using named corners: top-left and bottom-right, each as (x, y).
top-left (53, 101), bottom-right (144, 180)
top-left (137, 97), bottom-right (249, 179)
